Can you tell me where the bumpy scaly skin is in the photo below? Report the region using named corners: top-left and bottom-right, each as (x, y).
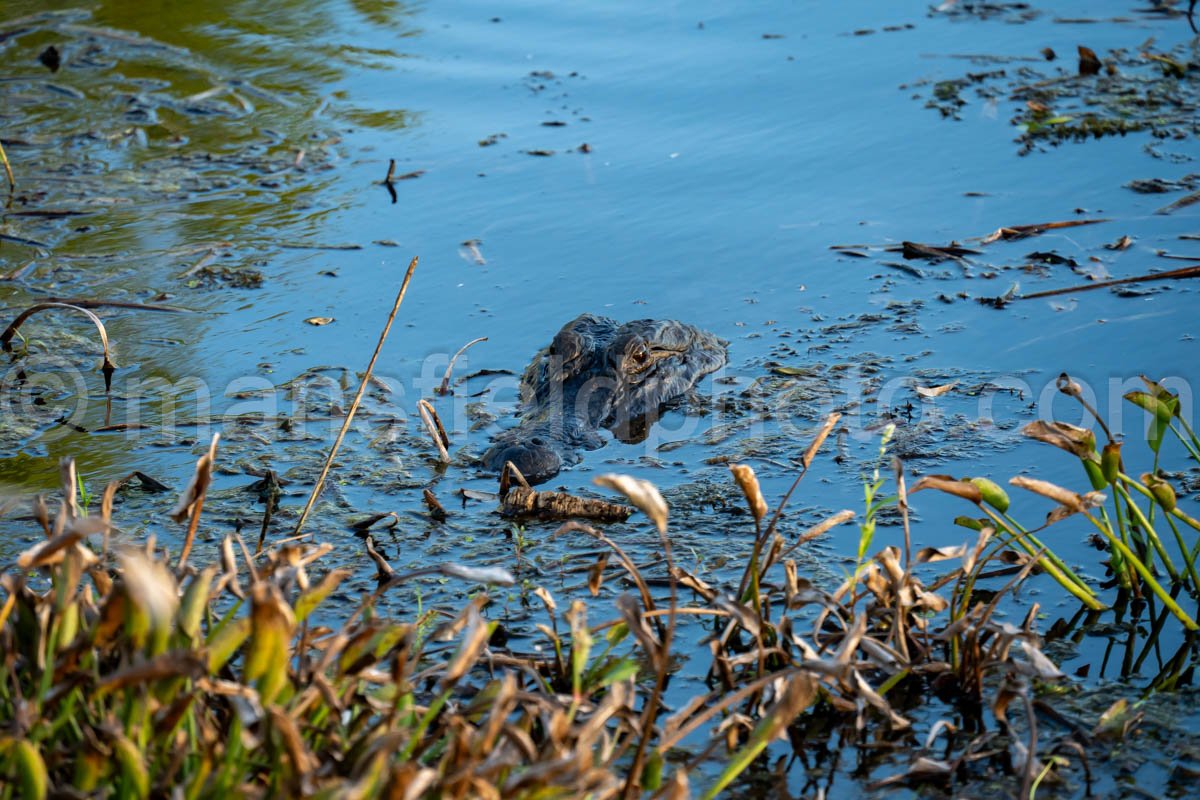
top-left (483, 314), bottom-right (727, 483)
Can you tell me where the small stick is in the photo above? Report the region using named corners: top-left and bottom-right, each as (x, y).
top-left (1018, 263), bottom-right (1200, 301)
top-left (292, 256), bottom-right (419, 539)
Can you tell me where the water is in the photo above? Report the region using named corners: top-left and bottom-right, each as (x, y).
top-left (2, 0), bottom-right (1200, 794)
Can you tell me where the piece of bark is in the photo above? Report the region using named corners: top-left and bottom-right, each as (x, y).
top-left (500, 486), bottom-right (633, 522)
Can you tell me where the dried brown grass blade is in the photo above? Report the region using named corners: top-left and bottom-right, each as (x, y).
top-left (0, 140), bottom-right (14, 192)
top-left (173, 434), bottom-right (220, 572)
top-left (417, 399), bottom-right (451, 463)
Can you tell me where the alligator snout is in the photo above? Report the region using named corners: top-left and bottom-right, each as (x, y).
top-left (482, 437), bottom-right (563, 484)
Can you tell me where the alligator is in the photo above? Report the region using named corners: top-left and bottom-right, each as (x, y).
top-left (482, 314), bottom-right (727, 483)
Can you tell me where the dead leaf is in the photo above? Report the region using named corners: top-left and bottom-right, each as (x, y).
top-left (910, 475), bottom-right (983, 504)
top-left (915, 382), bottom-right (956, 398)
top-left (1022, 420), bottom-right (1096, 459)
top-left (304, 317), bottom-right (335, 326)
top-left (593, 474), bottom-right (668, 534)
top-left (1078, 45), bottom-right (1101, 75)
top-left (728, 464), bottom-right (768, 522)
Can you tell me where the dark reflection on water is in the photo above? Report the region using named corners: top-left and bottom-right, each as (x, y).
top-left (0, 0), bottom-right (417, 486)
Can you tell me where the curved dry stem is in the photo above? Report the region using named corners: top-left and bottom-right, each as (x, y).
top-left (437, 336), bottom-right (488, 395)
top-left (418, 398), bottom-right (451, 463)
top-left (623, 481), bottom-right (680, 798)
top-left (1, 302), bottom-right (116, 390)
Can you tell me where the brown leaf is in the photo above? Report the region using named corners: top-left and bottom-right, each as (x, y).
top-left (267, 706), bottom-right (320, 776)
top-left (303, 317), bottom-right (335, 326)
top-left (1009, 475), bottom-right (1094, 511)
top-left (1077, 45), bottom-right (1101, 75)
top-left (727, 463), bottom-right (768, 522)
top-left (170, 434), bottom-right (219, 523)
top-left (910, 475), bottom-right (983, 504)
top-left (1022, 420), bottom-right (1096, 459)
top-left (98, 651), bottom-right (206, 692)
top-left (914, 544), bottom-right (968, 563)
top-left (587, 552), bottom-right (610, 597)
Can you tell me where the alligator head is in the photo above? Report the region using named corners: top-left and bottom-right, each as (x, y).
top-left (482, 315), bottom-right (727, 483)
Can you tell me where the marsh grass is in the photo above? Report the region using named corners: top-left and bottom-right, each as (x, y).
top-left (1, 389), bottom-right (1197, 797)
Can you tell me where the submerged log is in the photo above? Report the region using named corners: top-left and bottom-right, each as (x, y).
top-left (500, 486), bottom-right (633, 522)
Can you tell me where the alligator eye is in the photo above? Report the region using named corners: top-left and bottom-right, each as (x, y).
top-left (631, 345), bottom-right (649, 365)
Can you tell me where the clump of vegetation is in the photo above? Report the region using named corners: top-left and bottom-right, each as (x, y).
top-left (916, 41), bottom-right (1200, 155)
top-left (7, 387), bottom-right (1194, 798)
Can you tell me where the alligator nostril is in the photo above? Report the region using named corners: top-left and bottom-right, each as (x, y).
top-left (531, 437), bottom-right (545, 447)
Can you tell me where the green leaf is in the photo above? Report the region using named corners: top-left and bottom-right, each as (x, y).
top-left (11, 739), bottom-right (48, 800)
top-left (969, 477), bottom-right (1010, 513)
top-left (642, 750), bottom-right (664, 791)
top-left (590, 657), bottom-right (639, 689)
top-left (177, 567), bottom-right (215, 643)
top-left (294, 569), bottom-right (350, 623)
top-left (206, 617), bottom-right (251, 674)
top-left (605, 622), bottom-right (629, 646)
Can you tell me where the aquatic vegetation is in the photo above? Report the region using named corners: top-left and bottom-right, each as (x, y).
top-left (913, 39), bottom-right (1200, 155)
top-left (7, 395), bottom-right (1195, 798)
top-left (916, 373), bottom-right (1200, 633)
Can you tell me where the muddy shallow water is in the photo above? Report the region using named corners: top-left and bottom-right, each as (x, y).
top-left (2, 0), bottom-right (1200, 795)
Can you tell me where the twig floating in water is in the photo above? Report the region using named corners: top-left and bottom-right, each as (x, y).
top-left (1156, 190), bottom-right (1200, 216)
top-left (280, 242), bottom-right (364, 250)
top-left (979, 218), bottom-right (1109, 244)
top-left (1017, 263), bottom-right (1200, 301)
top-left (292, 256), bottom-right (420, 539)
